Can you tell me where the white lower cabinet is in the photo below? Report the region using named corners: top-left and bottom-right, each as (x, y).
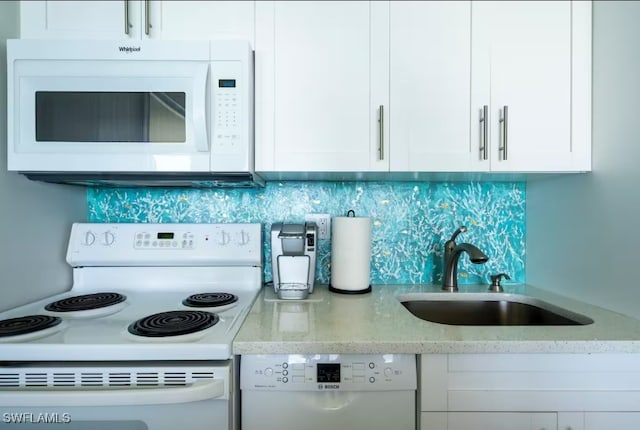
top-left (422, 412), bottom-right (557, 430)
top-left (420, 354), bottom-right (640, 430)
top-left (557, 411), bottom-right (640, 430)
top-left (584, 412), bottom-right (640, 429)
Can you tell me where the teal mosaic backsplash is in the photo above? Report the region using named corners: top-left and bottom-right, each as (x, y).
top-left (88, 181), bottom-right (526, 285)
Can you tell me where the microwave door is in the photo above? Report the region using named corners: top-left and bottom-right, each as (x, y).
top-left (12, 62), bottom-right (210, 172)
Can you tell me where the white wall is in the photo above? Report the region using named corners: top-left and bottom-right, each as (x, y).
top-left (527, 1), bottom-right (640, 318)
top-left (0, 1), bottom-right (87, 311)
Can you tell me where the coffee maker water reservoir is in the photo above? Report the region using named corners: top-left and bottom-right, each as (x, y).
top-left (270, 222), bottom-right (318, 300)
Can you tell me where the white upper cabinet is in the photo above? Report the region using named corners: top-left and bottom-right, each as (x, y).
top-left (20, 1), bottom-right (143, 39)
top-left (391, 0), bottom-right (591, 173)
top-left (389, 2), bottom-right (477, 172)
top-left (19, 1), bottom-right (255, 43)
top-left (255, 1), bottom-right (388, 172)
top-left (146, 1), bottom-right (255, 43)
top-left (256, 0), bottom-right (591, 175)
top-left (472, 1), bottom-right (591, 172)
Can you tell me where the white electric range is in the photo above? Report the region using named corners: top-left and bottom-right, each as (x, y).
top-left (0, 223), bottom-right (262, 430)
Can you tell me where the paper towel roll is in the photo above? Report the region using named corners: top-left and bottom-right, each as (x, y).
top-left (330, 215), bottom-right (372, 294)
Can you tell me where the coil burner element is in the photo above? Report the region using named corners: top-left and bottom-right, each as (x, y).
top-left (0, 315), bottom-right (62, 337)
top-left (45, 292), bottom-right (127, 312)
top-left (182, 292), bottom-right (238, 308)
top-left (127, 310), bottom-right (219, 337)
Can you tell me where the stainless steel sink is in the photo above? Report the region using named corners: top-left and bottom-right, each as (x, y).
top-left (398, 293), bottom-right (594, 326)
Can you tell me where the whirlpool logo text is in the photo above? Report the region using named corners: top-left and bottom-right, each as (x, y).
top-left (118, 46), bottom-right (141, 53)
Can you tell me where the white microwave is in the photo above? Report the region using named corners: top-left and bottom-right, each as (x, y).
top-left (6, 39), bottom-right (262, 187)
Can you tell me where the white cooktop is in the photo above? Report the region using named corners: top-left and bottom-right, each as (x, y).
top-left (0, 223), bottom-right (263, 361)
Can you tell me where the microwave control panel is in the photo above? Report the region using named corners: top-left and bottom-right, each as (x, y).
top-left (212, 61), bottom-right (244, 154)
top-left (240, 354), bottom-right (416, 392)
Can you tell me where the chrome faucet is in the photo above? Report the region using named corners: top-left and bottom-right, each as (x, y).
top-left (443, 226), bottom-right (489, 292)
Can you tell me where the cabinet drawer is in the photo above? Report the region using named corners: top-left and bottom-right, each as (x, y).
top-left (421, 354), bottom-right (640, 412)
top-left (421, 412), bottom-right (557, 430)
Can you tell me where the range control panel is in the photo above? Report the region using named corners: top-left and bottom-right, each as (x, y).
top-left (66, 223), bottom-right (261, 267)
top-left (240, 354), bottom-right (416, 392)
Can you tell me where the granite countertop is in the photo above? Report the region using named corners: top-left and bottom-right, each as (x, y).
top-left (233, 284), bottom-right (640, 354)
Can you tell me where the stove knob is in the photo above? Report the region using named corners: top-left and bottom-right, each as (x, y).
top-left (102, 231), bottom-right (115, 246)
top-left (83, 231), bottom-right (96, 246)
top-left (218, 231), bottom-right (231, 246)
top-left (238, 230), bottom-right (250, 246)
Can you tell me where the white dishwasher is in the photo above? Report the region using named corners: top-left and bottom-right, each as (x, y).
top-left (240, 354), bottom-right (416, 430)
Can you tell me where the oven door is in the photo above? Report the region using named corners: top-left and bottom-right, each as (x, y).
top-left (0, 363), bottom-right (234, 430)
top-left (8, 59), bottom-right (209, 173)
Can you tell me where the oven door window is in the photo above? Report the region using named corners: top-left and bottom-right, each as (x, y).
top-left (35, 91), bottom-right (187, 144)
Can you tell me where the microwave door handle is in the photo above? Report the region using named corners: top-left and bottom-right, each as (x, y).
top-left (193, 64), bottom-right (209, 151)
top-left (1, 380), bottom-right (225, 407)
top-left (145, 0), bottom-right (151, 35)
top-left (124, 0), bottom-right (130, 35)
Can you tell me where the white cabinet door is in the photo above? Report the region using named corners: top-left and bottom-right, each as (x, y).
top-left (389, 2), bottom-right (482, 172)
top-left (255, 1), bottom-right (388, 172)
top-left (20, 0), bottom-right (142, 39)
top-left (557, 412), bottom-right (584, 430)
top-left (20, 1), bottom-right (255, 43)
top-left (584, 412), bottom-right (640, 429)
top-left (421, 412), bottom-right (557, 430)
top-left (147, 1), bottom-right (255, 43)
top-left (449, 413), bottom-right (557, 430)
top-left (472, 1), bottom-right (590, 172)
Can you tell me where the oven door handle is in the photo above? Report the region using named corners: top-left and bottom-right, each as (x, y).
top-left (1, 380), bottom-right (225, 407)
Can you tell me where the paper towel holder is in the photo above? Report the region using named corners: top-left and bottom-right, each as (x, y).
top-left (329, 209), bottom-right (372, 295)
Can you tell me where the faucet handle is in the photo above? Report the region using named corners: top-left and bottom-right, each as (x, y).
top-left (489, 273), bottom-right (511, 293)
top-left (449, 226), bottom-right (467, 242)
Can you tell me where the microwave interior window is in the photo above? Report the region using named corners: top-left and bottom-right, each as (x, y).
top-left (35, 92), bottom-right (186, 143)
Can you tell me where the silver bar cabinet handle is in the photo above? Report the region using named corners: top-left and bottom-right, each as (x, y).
top-left (145, 0), bottom-right (151, 35)
top-left (499, 105), bottom-right (508, 160)
top-left (378, 105), bottom-right (384, 160)
top-left (124, 0), bottom-right (130, 35)
top-left (479, 105), bottom-right (488, 160)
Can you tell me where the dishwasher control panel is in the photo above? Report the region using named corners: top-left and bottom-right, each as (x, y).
top-left (240, 354), bottom-right (416, 391)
